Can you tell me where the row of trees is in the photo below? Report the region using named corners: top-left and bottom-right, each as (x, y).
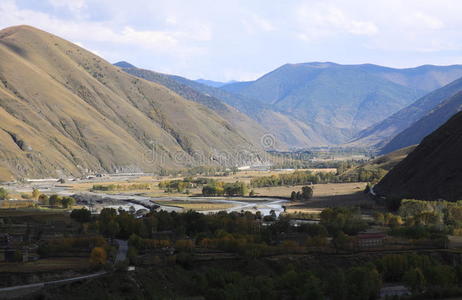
top-left (290, 186), bottom-right (313, 201)
top-left (202, 181), bottom-right (249, 197)
top-left (91, 183), bottom-right (151, 192)
top-left (39, 194), bottom-right (76, 208)
top-left (250, 171), bottom-right (339, 187)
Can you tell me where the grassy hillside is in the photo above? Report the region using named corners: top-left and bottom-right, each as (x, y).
top-left (339, 145), bottom-right (416, 183)
top-left (0, 25), bottom-right (263, 180)
top-left (375, 111), bottom-right (462, 201)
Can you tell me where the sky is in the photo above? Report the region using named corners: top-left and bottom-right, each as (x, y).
top-left (1, 0), bottom-right (462, 81)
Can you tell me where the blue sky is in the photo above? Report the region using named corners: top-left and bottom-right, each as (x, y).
top-left (1, 0), bottom-right (462, 81)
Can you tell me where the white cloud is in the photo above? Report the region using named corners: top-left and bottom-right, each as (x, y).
top-left (409, 12), bottom-right (444, 30)
top-left (1, 0), bottom-right (462, 80)
top-left (242, 14), bottom-right (275, 34)
top-left (48, 0), bottom-right (86, 13)
top-left (0, 0), bottom-right (208, 58)
top-left (296, 3), bottom-right (378, 41)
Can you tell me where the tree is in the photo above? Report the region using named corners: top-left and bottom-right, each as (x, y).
top-left (403, 267), bottom-right (426, 294)
top-left (301, 186), bottom-right (313, 200)
top-left (90, 247), bottom-right (107, 265)
top-left (70, 208), bottom-right (92, 224)
top-left (346, 266), bottom-right (381, 300)
top-left (61, 196), bottom-right (75, 209)
top-left (0, 188), bottom-right (9, 200)
top-left (106, 220), bottom-right (120, 240)
top-left (48, 194), bottom-right (61, 207)
top-left (38, 194), bottom-right (49, 206)
top-left (332, 231), bottom-right (351, 252)
top-left (32, 188), bottom-right (40, 201)
top-left (290, 191), bottom-right (297, 201)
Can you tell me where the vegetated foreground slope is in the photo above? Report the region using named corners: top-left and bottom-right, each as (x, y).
top-left (120, 65), bottom-right (330, 148)
top-left (380, 91), bottom-right (462, 154)
top-left (221, 62), bottom-right (462, 144)
top-left (352, 76), bottom-right (462, 149)
top-left (339, 145), bottom-right (416, 183)
top-left (375, 111), bottom-right (462, 201)
top-left (0, 25), bottom-right (263, 180)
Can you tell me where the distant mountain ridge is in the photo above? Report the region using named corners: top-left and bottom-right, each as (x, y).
top-left (352, 76), bottom-right (462, 151)
top-left (113, 61), bottom-right (136, 68)
top-left (221, 62), bottom-right (462, 145)
top-left (380, 90), bottom-right (462, 154)
top-left (195, 79), bottom-right (236, 88)
top-left (117, 64), bottom-right (332, 149)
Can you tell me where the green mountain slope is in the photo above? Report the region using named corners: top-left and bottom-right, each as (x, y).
top-left (0, 25), bottom-right (263, 180)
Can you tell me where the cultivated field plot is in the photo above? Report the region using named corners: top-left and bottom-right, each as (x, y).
top-left (0, 258), bottom-right (91, 273)
top-left (273, 182), bottom-right (371, 214)
top-left (153, 200), bottom-right (236, 211)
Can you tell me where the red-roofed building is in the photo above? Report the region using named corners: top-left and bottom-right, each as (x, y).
top-left (357, 233), bottom-right (387, 249)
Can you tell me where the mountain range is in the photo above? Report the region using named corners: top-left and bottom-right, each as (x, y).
top-left (118, 62), bottom-right (462, 150)
top-left (0, 25), bottom-right (264, 181)
top-left (220, 62), bottom-right (462, 145)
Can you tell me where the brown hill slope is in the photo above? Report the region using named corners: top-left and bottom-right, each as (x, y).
top-left (120, 66), bottom-right (328, 149)
top-left (375, 111), bottom-right (462, 201)
top-left (114, 67), bottom-right (273, 149)
top-left (0, 25), bottom-right (262, 180)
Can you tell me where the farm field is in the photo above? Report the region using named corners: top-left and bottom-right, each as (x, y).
top-left (0, 258), bottom-right (91, 273)
top-left (153, 200), bottom-right (236, 211)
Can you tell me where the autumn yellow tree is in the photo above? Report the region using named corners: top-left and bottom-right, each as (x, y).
top-left (32, 188), bottom-right (40, 201)
top-left (90, 247), bottom-right (107, 265)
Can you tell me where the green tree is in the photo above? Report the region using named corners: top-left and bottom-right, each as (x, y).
top-left (332, 231), bottom-right (351, 252)
top-left (346, 266), bottom-right (381, 300)
top-left (48, 194), bottom-right (61, 207)
top-left (0, 188), bottom-right (9, 200)
top-left (290, 191), bottom-right (297, 201)
top-left (61, 196), bottom-right (75, 209)
top-left (301, 186), bottom-right (313, 200)
top-left (70, 208), bottom-right (92, 224)
top-left (403, 267), bottom-right (426, 294)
